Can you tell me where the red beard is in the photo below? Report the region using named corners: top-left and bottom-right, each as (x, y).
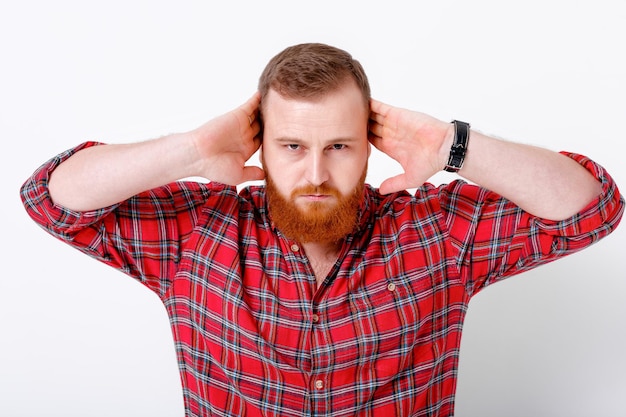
top-left (265, 169), bottom-right (366, 244)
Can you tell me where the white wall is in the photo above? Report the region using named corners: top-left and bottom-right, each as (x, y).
top-left (1, 1), bottom-right (624, 416)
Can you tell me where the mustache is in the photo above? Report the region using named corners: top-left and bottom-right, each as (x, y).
top-left (290, 184), bottom-right (341, 198)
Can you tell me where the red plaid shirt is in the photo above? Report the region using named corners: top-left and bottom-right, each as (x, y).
top-left (21, 142), bottom-right (624, 416)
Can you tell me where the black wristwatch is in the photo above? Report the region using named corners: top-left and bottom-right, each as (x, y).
top-left (443, 120), bottom-right (471, 173)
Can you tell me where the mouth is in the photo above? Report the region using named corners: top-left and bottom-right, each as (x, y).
top-left (300, 194), bottom-right (332, 202)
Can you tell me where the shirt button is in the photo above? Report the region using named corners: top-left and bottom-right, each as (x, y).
top-left (314, 379), bottom-right (324, 390)
top-left (312, 314), bottom-right (320, 323)
top-left (387, 282), bottom-right (396, 292)
top-left (290, 244), bottom-right (300, 252)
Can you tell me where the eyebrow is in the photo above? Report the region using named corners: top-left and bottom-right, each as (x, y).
top-left (272, 136), bottom-right (360, 144)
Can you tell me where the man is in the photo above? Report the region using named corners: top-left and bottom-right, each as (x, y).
top-left (21, 43), bottom-right (624, 416)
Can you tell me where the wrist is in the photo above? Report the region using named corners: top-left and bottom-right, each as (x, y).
top-left (438, 123), bottom-right (456, 170)
top-left (166, 131), bottom-right (207, 179)
top-left (442, 120), bottom-right (471, 173)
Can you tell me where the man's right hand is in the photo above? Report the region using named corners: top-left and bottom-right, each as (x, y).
top-left (190, 92), bottom-right (265, 186)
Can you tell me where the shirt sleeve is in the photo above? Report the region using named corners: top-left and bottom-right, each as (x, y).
top-left (20, 141), bottom-right (214, 297)
top-left (441, 152), bottom-right (625, 296)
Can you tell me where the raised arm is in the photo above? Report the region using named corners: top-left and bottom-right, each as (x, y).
top-left (368, 99), bottom-right (602, 220)
top-left (49, 93), bottom-right (264, 211)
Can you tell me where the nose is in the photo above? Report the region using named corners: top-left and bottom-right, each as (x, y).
top-left (304, 152), bottom-right (330, 186)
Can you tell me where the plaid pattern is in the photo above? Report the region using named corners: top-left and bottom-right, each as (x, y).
top-left (21, 142), bottom-right (624, 416)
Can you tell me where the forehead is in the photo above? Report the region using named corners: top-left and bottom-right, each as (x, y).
top-left (262, 83), bottom-right (368, 140)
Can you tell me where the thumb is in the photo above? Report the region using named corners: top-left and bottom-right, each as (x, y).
top-left (241, 165), bottom-right (266, 183)
top-left (378, 174), bottom-right (409, 195)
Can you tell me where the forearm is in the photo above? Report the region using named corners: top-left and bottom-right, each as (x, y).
top-left (46, 93), bottom-right (262, 212)
top-left (455, 131), bottom-right (603, 220)
top-left (49, 132), bottom-right (200, 211)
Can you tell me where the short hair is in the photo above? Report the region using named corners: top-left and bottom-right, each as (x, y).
top-left (258, 43), bottom-right (371, 108)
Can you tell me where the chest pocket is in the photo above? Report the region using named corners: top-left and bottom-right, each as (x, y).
top-left (348, 265), bottom-right (436, 355)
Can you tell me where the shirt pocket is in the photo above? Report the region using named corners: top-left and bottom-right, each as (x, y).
top-left (348, 267), bottom-right (432, 356)
top-left (345, 267), bottom-right (440, 385)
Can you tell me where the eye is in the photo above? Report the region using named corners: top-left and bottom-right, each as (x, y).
top-left (330, 144), bottom-right (347, 150)
top-left (286, 144), bottom-right (300, 151)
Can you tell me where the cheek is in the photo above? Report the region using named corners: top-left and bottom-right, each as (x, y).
top-left (332, 161), bottom-right (365, 192)
top-left (265, 165), bottom-right (298, 196)
top-left (265, 156), bottom-right (291, 178)
top-left (263, 149), bottom-right (303, 185)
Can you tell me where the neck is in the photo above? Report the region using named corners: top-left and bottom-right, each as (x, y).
top-left (301, 240), bottom-right (343, 288)
top-left (301, 240), bottom-right (342, 260)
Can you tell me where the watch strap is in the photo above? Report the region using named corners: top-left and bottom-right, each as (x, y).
top-left (443, 120), bottom-right (471, 173)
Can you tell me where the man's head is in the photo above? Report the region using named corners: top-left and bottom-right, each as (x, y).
top-left (258, 43), bottom-right (371, 244)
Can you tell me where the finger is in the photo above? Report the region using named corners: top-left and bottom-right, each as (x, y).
top-left (244, 91), bottom-right (261, 109)
top-left (369, 112), bottom-right (385, 125)
top-left (368, 120), bottom-right (384, 138)
top-left (378, 173), bottom-right (409, 195)
top-left (251, 135), bottom-right (262, 152)
top-left (368, 131), bottom-right (384, 151)
top-left (249, 119), bottom-right (262, 136)
top-left (369, 98), bottom-right (391, 118)
top-left (241, 92), bottom-right (261, 119)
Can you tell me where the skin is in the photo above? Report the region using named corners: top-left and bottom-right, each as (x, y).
top-left (260, 82), bottom-right (371, 282)
top-left (368, 99), bottom-right (602, 217)
top-left (49, 83), bottom-right (602, 225)
top-left (261, 82), bottom-right (370, 213)
top-left (48, 82), bottom-right (602, 284)
top-left (49, 93), bottom-right (265, 211)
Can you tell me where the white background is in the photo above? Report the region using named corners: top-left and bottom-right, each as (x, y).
top-left (1, 1), bottom-right (625, 416)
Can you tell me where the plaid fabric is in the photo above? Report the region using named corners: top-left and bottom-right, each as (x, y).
top-left (21, 142), bottom-right (624, 416)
